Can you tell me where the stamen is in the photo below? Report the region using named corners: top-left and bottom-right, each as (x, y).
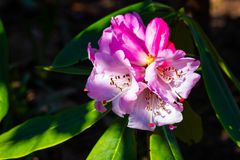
top-left (109, 74), bottom-right (131, 92)
top-left (144, 90), bottom-right (172, 119)
top-left (156, 62), bottom-right (183, 83)
top-left (106, 74), bottom-right (132, 103)
top-left (102, 100), bottom-right (107, 105)
top-left (163, 106), bottom-right (172, 114)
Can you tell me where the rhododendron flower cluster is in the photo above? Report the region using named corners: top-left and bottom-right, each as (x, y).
top-left (85, 12), bottom-right (200, 131)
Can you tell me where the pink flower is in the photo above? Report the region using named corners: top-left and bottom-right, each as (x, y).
top-left (110, 12), bottom-right (176, 65)
top-left (110, 12), bottom-right (200, 103)
top-left (126, 83), bottom-right (183, 131)
top-left (86, 43), bottom-right (139, 117)
top-left (145, 49), bottom-right (201, 103)
top-left (85, 12), bottom-right (200, 131)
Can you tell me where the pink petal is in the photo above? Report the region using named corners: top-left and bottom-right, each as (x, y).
top-left (98, 27), bottom-right (114, 53)
top-left (112, 78), bottom-right (139, 117)
top-left (122, 77), bottom-right (139, 101)
top-left (172, 58), bottom-right (200, 73)
top-left (94, 50), bottom-right (132, 74)
top-left (127, 86), bottom-right (183, 130)
top-left (157, 49), bottom-right (182, 60)
top-left (145, 18), bottom-right (169, 57)
top-left (112, 97), bottom-right (125, 117)
top-left (174, 73), bottom-right (201, 98)
top-left (86, 71), bottom-right (120, 101)
top-left (132, 65), bottom-right (145, 81)
top-left (156, 49), bottom-right (174, 59)
top-left (153, 103), bottom-right (183, 126)
top-left (86, 50), bottom-right (134, 101)
top-left (87, 43), bottom-right (97, 63)
top-left (145, 62), bottom-right (176, 103)
top-left (146, 51), bottom-right (201, 102)
top-left (166, 41), bottom-right (176, 52)
top-left (113, 12), bottom-right (145, 41)
top-left (111, 15), bottom-right (148, 66)
top-left (127, 88), bottom-right (155, 131)
top-left (172, 50), bottom-right (186, 60)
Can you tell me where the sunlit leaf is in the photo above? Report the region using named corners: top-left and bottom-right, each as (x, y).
top-left (173, 102), bottom-right (203, 145)
top-left (52, 1), bottom-right (174, 67)
top-left (182, 15), bottom-right (240, 146)
top-left (150, 127), bottom-right (183, 160)
top-left (180, 14), bottom-right (240, 91)
top-left (198, 25), bottom-right (240, 92)
top-left (0, 101), bottom-right (109, 159)
top-left (0, 19), bottom-right (9, 122)
top-left (87, 118), bottom-right (136, 160)
top-left (163, 126), bottom-right (183, 160)
top-left (150, 133), bottom-right (172, 160)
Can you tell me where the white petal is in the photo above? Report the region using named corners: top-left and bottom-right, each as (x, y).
top-left (153, 103), bottom-right (183, 126)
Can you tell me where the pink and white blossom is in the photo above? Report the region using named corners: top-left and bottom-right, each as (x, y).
top-left (86, 48), bottom-right (139, 117)
top-left (145, 49), bottom-right (201, 103)
top-left (85, 12), bottom-right (200, 131)
top-left (127, 83), bottom-right (183, 131)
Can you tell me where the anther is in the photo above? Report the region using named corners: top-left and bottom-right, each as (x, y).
top-left (102, 100), bottom-right (107, 105)
top-left (179, 97), bottom-right (185, 103)
top-left (148, 123), bottom-right (155, 128)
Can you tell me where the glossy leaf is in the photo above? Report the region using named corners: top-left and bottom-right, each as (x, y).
top-left (42, 66), bottom-right (91, 75)
top-left (163, 126), bottom-right (183, 160)
top-left (198, 25), bottom-right (240, 92)
top-left (0, 19), bottom-right (9, 122)
top-left (87, 118), bottom-right (136, 160)
top-left (0, 101), bottom-right (109, 159)
top-left (173, 102), bottom-right (203, 145)
top-left (52, 1), bottom-right (174, 67)
top-left (182, 16), bottom-right (240, 146)
top-left (180, 15), bottom-right (240, 91)
top-left (149, 128), bottom-right (174, 160)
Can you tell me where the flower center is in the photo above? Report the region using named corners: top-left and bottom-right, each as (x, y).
top-left (156, 61), bottom-right (183, 83)
top-left (144, 90), bottom-right (172, 118)
top-left (146, 55), bottom-right (155, 65)
top-left (109, 73), bottom-right (131, 92)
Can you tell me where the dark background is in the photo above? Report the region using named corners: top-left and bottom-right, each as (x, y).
top-left (0, 0), bottom-right (240, 159)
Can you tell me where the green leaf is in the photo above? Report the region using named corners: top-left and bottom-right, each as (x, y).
top-left (198, 25), bottom-right (240, 92)
top-left (173, 102), bottom-right (203, 145)
top-left (149, 128), bottom-right (174, 160)
top-left (0, 101), bottom-right (109, 159)
top-left (182, 16), bottom-right (240, 146)
top-left (180, 15), bottom-right (240, 91)
top-left (163, 127), bottom-right (183, 160)
top-left (87, 118), bottom-right (136, 160)
top-left (0, 19), bottom-right (9, 122)
top-left (52, 1), bottom-right (174, 67)
top-left (42, 66), bottom-right (91, 75)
